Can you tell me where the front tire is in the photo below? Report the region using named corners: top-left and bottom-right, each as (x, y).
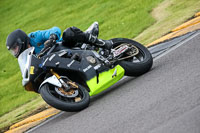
top-left (40, 83), bottom-right (90, 112)
top-left (111, 38), bottom-right (153, 76)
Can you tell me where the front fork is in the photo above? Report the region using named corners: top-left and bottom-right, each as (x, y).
top-left (50, 69), bottom-right (78, 91)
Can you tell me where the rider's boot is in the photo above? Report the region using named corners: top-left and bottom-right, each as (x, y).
top-left (88, 34), bottom-right (113, 50)
top-left (85, 22), bottom-right (113, 50)
top-left (85, 21), bottom-right (99, 37)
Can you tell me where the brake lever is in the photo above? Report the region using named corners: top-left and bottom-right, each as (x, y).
top-left (37, 47), bottom-right (51, 58)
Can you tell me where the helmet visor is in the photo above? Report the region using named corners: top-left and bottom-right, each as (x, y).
top-left (8, 43), bottom-right (21, 57)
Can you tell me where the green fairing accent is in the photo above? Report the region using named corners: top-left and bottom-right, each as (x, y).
top-left (87, 65), bottom-right (125, 96)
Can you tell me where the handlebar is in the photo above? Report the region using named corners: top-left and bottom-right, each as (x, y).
top-left (37, 42), bottom-right (58, 58)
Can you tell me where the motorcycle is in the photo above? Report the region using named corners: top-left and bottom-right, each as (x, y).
top-left (18, 38), bottom-right (153, 111)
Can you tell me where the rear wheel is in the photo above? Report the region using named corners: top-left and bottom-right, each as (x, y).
top-left (40, 77), bottom-right (90, 112)
top-left (111, 38), bottom-right (153, 76)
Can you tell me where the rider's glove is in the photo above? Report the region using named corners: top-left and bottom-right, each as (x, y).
top-left (49, 34), bottom-right (58, 42)
top-left (44, 34), bottom-right (58, 47)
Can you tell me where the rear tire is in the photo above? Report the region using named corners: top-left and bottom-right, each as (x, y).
top-left (111, 38), bottom-right (153, 76)
top-left (40, 83), bottom-right (90, 112)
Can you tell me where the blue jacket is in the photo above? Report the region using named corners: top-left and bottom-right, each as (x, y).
top-left (28, 27), bottom-right (61, 54)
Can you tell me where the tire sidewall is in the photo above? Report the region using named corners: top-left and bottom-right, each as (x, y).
top-left (40, 83), bottom-right (90, 112)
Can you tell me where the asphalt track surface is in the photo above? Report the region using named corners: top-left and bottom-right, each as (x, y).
top-left (28, 30), bottom-right (200, 133)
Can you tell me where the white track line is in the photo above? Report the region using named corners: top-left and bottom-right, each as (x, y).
top-left (153, 31), bottom-right (200, 61)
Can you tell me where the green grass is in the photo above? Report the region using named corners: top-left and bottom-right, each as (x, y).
top-left (0, 96), bottom-right (46, 132)
top-left (135, 0), bottom-right (200, 44)
top-left (0, 0), bottom-right (200, 131)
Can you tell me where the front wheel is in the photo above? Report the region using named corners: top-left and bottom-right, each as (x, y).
top-left (111, 38), bottom-right (153, 76)
top-left (40, 78), bottom-right (90, 112)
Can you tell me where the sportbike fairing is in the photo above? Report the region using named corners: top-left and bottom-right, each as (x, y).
top-left (41, 50), bottom-right (125, 96)
top-left (18, 47), bottom-right (125, 96)
top-left (18, 47), bottom-right (35, 86)
top-left (87, 65), bottom-right (124, 96)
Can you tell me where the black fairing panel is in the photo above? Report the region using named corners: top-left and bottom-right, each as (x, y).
top-left (29, 55), bottom-right (43, 81)
top-left (41, 49), bottom-right (109, 81)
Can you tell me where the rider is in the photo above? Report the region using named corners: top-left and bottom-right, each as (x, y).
top-left (6, 22), bottom-right (113, 58)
